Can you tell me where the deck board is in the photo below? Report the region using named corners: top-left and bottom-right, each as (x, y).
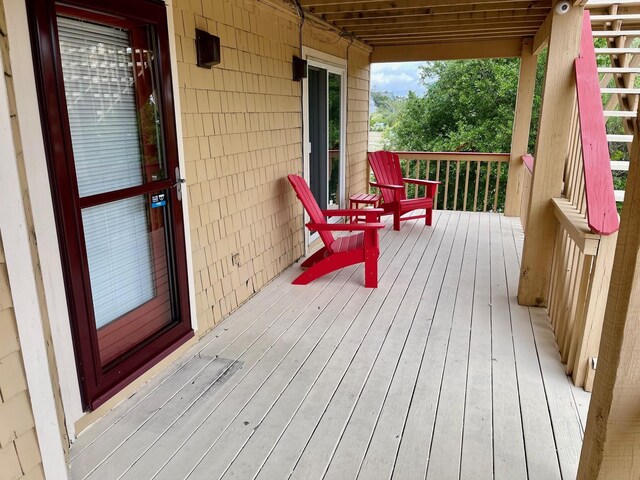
top-left (500, 215), bottom-right (563, 480)
top-left (460, 214), bottom-right (494, 480)
top-left (391, 211), bottom-right (468, 480)
top-left (489, 214), bottom-right (528, 480)
top-left (425, 212), bottom-right (478, 480)
top-left (70, 212), bottom-right (589, 480)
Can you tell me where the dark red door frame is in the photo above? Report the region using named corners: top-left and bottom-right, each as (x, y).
top-left (28, 0), bottom-right (193, 409)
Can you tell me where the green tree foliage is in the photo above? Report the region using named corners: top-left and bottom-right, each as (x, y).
top-left (371, 55), bottom-right (547, 211)
top-left (370, 91), bottom-right (404, 130)
top-left (389, 57), bottom-right (546, 153)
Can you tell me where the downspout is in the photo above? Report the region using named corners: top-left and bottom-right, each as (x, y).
top-left (293, 1), bottom-right (306, 255)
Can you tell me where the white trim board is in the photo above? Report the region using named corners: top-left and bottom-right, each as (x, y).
top-left (0, 27), bottom-right (69, 480)
top-left (4, 0), bottom-right (83, 438)
top-left (301, 47), bottom-right (348, 247)
top-left (166, 0), bottom-right (198, 334)
top-left (3, 0), bottom-right (199, 441)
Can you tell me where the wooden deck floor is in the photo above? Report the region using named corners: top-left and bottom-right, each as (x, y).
top-left (69, 211), bottom-right (590, 480)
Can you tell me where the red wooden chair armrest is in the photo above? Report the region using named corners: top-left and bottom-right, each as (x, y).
top-left (306, 222), bottom-right (385, 231)
top-left (402, 178), bottom-right (439, 198)
top-left (321, 208), bottom-right (384, 217)
top-left (402, 178), bottom-right (441, 186)
top-left (370, 182), bottom-right (404, 190)
top-left (370, 182), bottom-right (404, 202)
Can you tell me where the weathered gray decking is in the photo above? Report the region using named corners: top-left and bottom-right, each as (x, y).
top-left (69, 211), bottom-right (590, 480)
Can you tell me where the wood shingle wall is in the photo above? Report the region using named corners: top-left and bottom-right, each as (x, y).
top-left (172, 0), bottom-right (371, 332)
top-left (0, 236), bottom-right (43, 480)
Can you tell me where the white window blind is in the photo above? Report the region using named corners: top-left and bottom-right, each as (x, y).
top-left (58, 16), bottom-right (143, 198)
top-left (82, 197), bottom-right (154, 329)
top-left (58, 17), bottom-right (155, 329)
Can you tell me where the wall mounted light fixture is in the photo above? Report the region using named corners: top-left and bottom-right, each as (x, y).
top-left (292, 55), bottom-right (307, 81)
top-left (196, 29), bottom-right (221, 68)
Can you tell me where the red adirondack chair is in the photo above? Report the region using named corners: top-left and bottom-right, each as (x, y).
top-left (287, 174), bottom-right (384, 288)
top-left (369, 151), bottom-right (440, 231)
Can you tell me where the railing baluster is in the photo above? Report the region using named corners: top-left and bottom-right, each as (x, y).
top-left (414, 159), bottom-right (420, 199)
top-left (463, 160), bottom-right (470, 211)
top-left (548, 227), bottom-right (564, 326)
top-left (473, 161), bottom-right (480, 212)
top-left (435, 160), bottom-right (441, 210)
top-left (453, 161), bottom-right (460, 211)
top-left (493, 161), bottom-right (502, 211)
top-left (483, 161), bottom-right (491, 212)
top-left (563, 246), bottom-right (584, 364)
top-left (443, 160), bottom-right (450, 210)
top-left (566, 253), bottom-right (593, 376)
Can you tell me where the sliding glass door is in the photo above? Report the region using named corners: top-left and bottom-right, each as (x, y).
top-left (304, 55), bottom-right (346, 244)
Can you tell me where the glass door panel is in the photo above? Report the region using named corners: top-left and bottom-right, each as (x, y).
top-left (307, 65), bottom-right (344, 217)
top-left (328, 72), bottom-right (342, 209)
top-left (57, 15), bottom-right (177, 365)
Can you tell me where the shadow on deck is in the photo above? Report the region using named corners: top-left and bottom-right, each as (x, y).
top-left (69, 211), bottom-right (590, 480)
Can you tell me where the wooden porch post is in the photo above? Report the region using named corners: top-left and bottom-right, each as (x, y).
top-left (504, 38), bottom-right (537, 217)
top-left (576, 117), bottom-right (640, 480)
top-left (517, 5), bottom-right (584, 307)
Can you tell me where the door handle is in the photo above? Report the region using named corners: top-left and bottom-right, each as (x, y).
top-left (173, 166), bottom-right (186, 201)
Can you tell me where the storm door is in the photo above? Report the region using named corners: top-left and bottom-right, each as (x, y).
top-left (29, 0), bottom-right (192, 409)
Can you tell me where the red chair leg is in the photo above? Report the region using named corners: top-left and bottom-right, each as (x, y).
top-left (393, 205), bottom-right (401, 231)
top-left (425, 207), bottom-right (433, 226)
top-left (363, 230), bottom-right (379, 288)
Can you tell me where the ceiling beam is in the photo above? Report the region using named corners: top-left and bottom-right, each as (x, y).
top-left (304, 0), bottom-right (551, 16)
top-left (320, 3), bottom-right (551, 24)
top-left (333, 11), bottom-right (548, 28)
top-left (302, 0), bottom-right (546, 8)
top-left (340, 14), bottom-right (547, 30)
top-left (349, 19), bottom-right (545, 35)
top-left (359, 24), bottom-right (541, 38)
top-left (367, 34), bottom-right (537, 46)
top-left (371, 37), bottom-right (523, 62)
top-left (533, 7), bottom-right (553, 54)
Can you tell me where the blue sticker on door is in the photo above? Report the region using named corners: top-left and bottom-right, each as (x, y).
top-left (151, 193), bottom-right (166, 208)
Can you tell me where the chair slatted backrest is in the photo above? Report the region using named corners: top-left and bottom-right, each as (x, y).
top-left (287, 174), bottom-right (335, 250)
top-left (368, 151), bottom-right (407, 203)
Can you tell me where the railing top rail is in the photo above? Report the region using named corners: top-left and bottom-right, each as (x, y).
top-left (575, 11), bottom-right (619, 235)
top-left (383, 151), bottom-right (511, 162)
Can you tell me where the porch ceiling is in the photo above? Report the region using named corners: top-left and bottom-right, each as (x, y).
top-left (298, 0), bottom-right (553, 61)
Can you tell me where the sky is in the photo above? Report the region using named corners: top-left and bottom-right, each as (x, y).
top-left (370, 61), bottom-right (427, 97)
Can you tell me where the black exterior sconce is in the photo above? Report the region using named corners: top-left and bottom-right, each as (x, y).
top-left (293, 55), bottom-right (307, 81)
top-left (196, 29), bottom-right (220, 68)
